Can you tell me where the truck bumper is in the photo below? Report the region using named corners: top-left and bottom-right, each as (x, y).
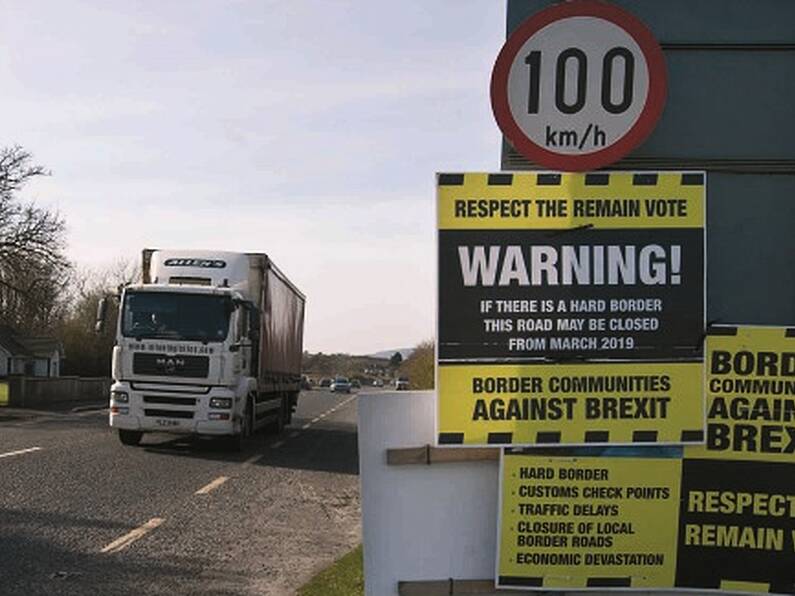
top-left (109, 381), bottom-right (240, 436)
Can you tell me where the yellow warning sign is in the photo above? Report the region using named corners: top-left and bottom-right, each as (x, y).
top-left (438, 361), bottom-right (703, 445)
top-left (0, 382), bottom-right (8, 406)
top-left (497, 452), bottom-right (681, 590)
top-left (686, 326), bottom-right (795, 463)
top-left (438, 172), bottom-right (705, 230)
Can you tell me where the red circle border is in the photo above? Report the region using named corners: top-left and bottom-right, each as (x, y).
top-left (490, 0), bottom-right (667, 172)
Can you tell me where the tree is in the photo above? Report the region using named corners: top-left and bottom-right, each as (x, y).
top-left (399, 340), bottom-right (434, 390)
top-left (389, 351), bottom-right (403, 367)
top-left (0, 146), bottom-right (70, 332)
top-left (59, 260), bottom-right (138, 376)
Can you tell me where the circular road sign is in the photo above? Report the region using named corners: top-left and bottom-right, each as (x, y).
top-left (491, 0), bottom-right (667, 171)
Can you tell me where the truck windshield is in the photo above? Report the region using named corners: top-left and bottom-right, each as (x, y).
top-left (122, 291), bottom-right (232, 342)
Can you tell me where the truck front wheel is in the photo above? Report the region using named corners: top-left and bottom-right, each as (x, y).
top-left (227, 399), bottom-right (253, 452)
top-left (118, 429), bottom-right (143, 446)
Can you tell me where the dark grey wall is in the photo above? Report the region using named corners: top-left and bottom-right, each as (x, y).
top-left (504, 0), bottom-right (795, 326)
top-left (7, 376), bottom-right (110, 408)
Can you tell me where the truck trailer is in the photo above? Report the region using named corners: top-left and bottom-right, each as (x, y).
top-left (99, 249), bottom-right (305, 448)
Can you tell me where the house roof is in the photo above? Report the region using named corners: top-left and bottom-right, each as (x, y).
top-left (0, 325), bottom-right (63, 358)
top-left (16, 337), bottom-right (64, 358)
top-left (0, 325), bottom-right (31, 356)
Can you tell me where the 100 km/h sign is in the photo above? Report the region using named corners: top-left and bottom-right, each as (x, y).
top-left (491, 1), bottom-right (667, 171)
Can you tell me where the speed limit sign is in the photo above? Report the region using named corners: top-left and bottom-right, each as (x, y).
top-left (491, 0), bottom-right (667, 171)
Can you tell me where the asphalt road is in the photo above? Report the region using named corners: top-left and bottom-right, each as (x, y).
top-left (0, 389), bottom-right (363, 596)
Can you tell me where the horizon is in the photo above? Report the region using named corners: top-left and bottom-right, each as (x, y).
top-left (303, 346), bottom-right (415, 357)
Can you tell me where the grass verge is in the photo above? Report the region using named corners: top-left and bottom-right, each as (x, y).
top-left (298, 545), bottom-right (364, 596)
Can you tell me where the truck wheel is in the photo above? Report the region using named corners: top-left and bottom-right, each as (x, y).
top-left (242, 398), bottom-right (253, 438)
top-left (225, 399), bottom-right (252, 452)
top-left (269, 395), bottom-right (286, 434)
top-left (287, 392), bottom-right (298, 425)
top-left (248, 393), bottom-right (261, 434)
top-left (233, 399), bottom-right (254, 451)
top-left (118, 429), bottom-right (143, 446)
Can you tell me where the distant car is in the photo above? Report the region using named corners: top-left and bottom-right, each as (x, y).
top-left (373, 379), bottom-right (384, 387)
top-left (350, 379), bottom-right (361, 389)
top-left (331, 377), bottom-right (351, 393)
top-left (319, 378), bottom-right (332, 388)
top-left (395, 377), bottom-right (410, 390)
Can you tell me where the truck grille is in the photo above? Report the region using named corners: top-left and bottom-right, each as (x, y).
top-left (144, 409), bottom-right (194, 419)
top-left (143, 395), bottom-right (197, 406)
top-left (133, 353), bottom-right (209, 378)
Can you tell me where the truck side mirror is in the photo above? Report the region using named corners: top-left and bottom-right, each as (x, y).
top-left (95, 297), bottom-right (108, 334)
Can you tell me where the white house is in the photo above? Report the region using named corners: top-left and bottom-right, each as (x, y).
top-left (0, 326), bottom-right (63, 378)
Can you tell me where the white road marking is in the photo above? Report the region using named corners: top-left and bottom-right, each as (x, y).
top-left (242, 454), bottom-right (263, 466)
top-left (14, 417), bottom-right (57, 427)
top-left (336, 395), bottom-right (357, 409)
top-left (76, 408), bottom-right (108, 417)
top-left (297, 395), bottom-right (358, 431)
top-left (195, 476), bottom-right (229, 495)
top-left (271, 440), bottom-right (285, 448)
top-left (0, 446), bottom-right (43, 459)
top-left (100, 518), bottom-right (164, 553)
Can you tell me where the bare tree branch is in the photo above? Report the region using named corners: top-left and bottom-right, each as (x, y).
top-left (0, 146), bottom-right (69, 332)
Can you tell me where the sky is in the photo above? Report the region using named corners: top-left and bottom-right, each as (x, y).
top-left (0, 1), bottom-right (506, 355)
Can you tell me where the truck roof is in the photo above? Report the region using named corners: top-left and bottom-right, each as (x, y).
top-left (124, 284), bottom-right (236, 296)
top-left (141, 249), bottom-right (305, 302)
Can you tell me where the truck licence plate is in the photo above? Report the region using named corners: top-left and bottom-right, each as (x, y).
top-left (155, 419), bottom-right (179, 427)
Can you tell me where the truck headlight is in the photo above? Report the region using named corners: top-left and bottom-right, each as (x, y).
top-left (111, 391), bottom-right (129, 403)
top-left (210, 397), bottom-right (232, 409)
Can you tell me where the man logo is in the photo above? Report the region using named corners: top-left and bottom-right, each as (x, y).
top-left (156, 357), bottom-right (185, 373)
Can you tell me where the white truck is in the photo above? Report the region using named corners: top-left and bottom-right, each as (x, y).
top-left (97, 249), bottom-right (305, 449)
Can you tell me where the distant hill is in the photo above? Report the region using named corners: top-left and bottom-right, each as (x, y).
top-left (303, 352), bottom-right (392, 379)
top-left (369, 348), bottom-right (414, 360)
top-left (302, 348), bottom-right (416, 381)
